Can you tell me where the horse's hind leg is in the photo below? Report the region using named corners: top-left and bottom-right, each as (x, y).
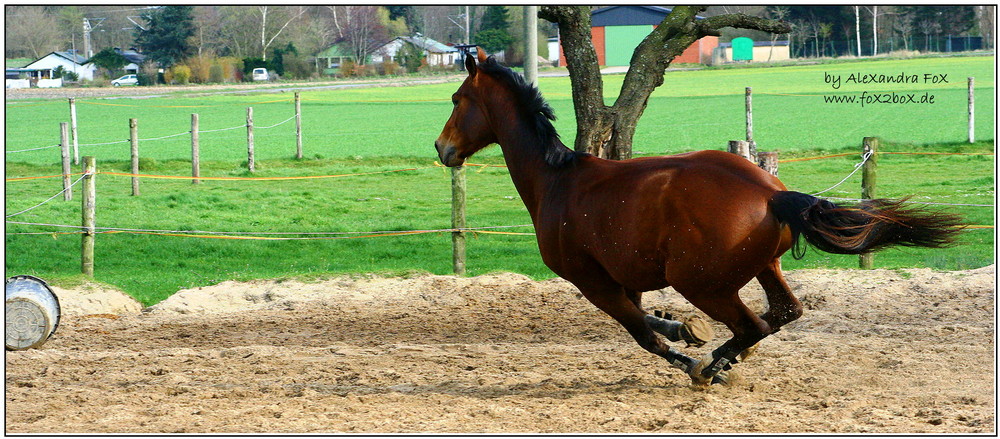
top-left (625, 289), bottom-right (714, 347)
top-left (757, 259), bottom-right (803, 330)
top-left (682, 290), bottom-right (773, 385)
top-left (643, 310), bottom-right (714, 348)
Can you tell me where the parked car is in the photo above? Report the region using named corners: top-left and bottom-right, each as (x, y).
top-left (251, 68), bottom-right (269, 81)
top-left (111, 74), bottom-right (138, 86)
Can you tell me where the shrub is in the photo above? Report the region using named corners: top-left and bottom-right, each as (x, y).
top-left (340, 59), bottom-right (358, 78)
top-left (397, 43), bottom-right (424, 73)
top-left (282, 55), bottom-right (314, 80)
top-left (139, 61), bottom-right (161, 86)
top-left (168, 65), bottom-right (192, 84)
top-left (186, 55), bottom-right (213, 83)
top-left (379, 61), bottom-right (401, 76)
top-left (208, 63), bottom-right (225, 83)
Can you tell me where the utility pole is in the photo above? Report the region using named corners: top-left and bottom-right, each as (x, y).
top-left (83, 18), bottom-right (93, 59)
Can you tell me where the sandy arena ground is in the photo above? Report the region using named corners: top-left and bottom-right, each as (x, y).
top-left (4, 267), bottom-right (995, 434)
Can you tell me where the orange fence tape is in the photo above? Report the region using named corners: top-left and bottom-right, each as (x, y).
top-left (100, 228), bottom-right (537, 240)
top-left (779, 151), bottom-right (994, 163)
top-left (6, 173), bottom-right (85, 182)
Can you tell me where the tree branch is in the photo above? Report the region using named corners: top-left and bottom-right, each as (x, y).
top-left (695, 13), bottom-right (792, 37)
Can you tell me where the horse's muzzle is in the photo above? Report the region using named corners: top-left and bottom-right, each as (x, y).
top-left (435, 141), bottom-right (464, 167)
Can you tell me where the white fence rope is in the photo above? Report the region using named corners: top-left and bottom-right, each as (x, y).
top-left (821, 197), bottom-right (995, 207)
top-left (5, 174), bottom-right (88, 218)
top-left (257, 114), bottom-right (296, 130)
top-left (199, 125), bottom-right (246, 134)
top-left (63, 115), bottom-right (292, 149)
top-left (6, 143), bottom-right (62, 154)
top-left (809, 150), bottom-right (873, 196)
top-left (138, 131), bottom-right (191, 142)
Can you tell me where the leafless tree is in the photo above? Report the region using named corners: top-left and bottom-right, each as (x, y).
top-left (892, 12), bottom-right (914, 51)
top-left (257, 6), bottom-right (306, 61)
top-left (192, 6), bottom-right (223, 56)
top-left (978, 6), bottom-right (995, 50)
top-left (5, 6), bottom-right (64, 58)
top-left (339, 6), bottom-right (388, 64)
top-left (766, 7), bottom-right (790, 61)
top-left (917, 19), bottom-right (941, 51)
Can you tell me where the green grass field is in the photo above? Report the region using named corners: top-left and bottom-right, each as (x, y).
top-left (5, 55), bottom-right (995, 305)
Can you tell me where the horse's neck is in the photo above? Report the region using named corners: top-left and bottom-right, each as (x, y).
top-left (494, 125), bottom-right (569, 218)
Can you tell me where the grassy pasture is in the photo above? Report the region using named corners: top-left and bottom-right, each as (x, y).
top-left (5, 56), bottom-right (994, 163)
top-left (4, 55), bottom-right (995, 305)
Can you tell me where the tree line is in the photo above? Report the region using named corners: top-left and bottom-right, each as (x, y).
top-left (4, 5), bottom-right (547, 82)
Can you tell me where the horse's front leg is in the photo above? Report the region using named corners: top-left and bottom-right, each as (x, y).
top-left (577, 282), bottom-right (700, 376)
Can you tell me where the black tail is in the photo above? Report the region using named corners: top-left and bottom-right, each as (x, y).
top-left (769, 191), bottom-right (965, 259)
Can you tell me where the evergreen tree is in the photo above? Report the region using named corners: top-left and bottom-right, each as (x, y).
top-left (88, 48), bottom-right (128, 72)
top-left (475, 6), bottom-right (513, 53)
top-left (134, 6), bottom-right (196, 67)
top-left (479, 6), bottom-right (510, 32)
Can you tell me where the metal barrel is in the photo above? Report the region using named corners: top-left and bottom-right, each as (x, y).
top-left (5, 275), bottom-right (61, 350)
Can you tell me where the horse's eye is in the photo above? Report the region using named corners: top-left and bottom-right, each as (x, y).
top-left (452, 98), bottom-right (459, 107)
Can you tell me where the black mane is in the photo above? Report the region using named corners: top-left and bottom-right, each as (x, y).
top-left (478, 56), bottom-right (580, 167)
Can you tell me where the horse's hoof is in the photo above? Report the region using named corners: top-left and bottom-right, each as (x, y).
top-left (738, 343), bottom-right (759, 362)
top-left (711, 369), bottom-right (742, 386)
top-left (680, 315), bottom-right (714, 348)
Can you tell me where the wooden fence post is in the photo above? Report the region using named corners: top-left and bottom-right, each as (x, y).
top-left (758, 151), bottom-right (778, 176)
top-left (968, 77), bottom-right (975, 143)
top-left (60, 123), bottom-right (72, 201)
top-left (82, 156), bottom-right (96, 277)
top-left (727, 140), bottom-right (753, 162)
top-left (191, 113), bottom-right (200, 184)
top-left (745, 86), bottom-right (757, 161)
top-left (130, 118), bottom-right (139, 196)
top-left (246, 107), bottom-right (255, 172)
top-left (859, 137), bottom-right (878, 269)
top-left (69, 97), bottom-right (80, 165)
top-left (295, 92), bottom-right (303, 159)
top-left (451, 166), bottom-right (467, 275)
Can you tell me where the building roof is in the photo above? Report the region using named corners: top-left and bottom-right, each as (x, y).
top-left (25, 51), bottom-right (88, 67)
top-left (115, 48), bottom-right (145, 65)
top-left (316, 44), bottom-right (352, 58)
top-left (401, 34), bottom-right (457, 54)
top-left (591, 6), bottom-right (705, 27)
top-left (53, 50), bottom-right (88, 64)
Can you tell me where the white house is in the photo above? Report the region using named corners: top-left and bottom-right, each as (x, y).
top-left (371, 34), bottom-right (460, 67)
top-left (23, 51), bottom-right (98, 82)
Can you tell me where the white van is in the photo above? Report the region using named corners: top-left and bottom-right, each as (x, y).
top-left (251, 68), bottom-right (269, 81)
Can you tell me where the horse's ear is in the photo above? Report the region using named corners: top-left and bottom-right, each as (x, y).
top-left (476, 47), bottom-right (488, 63)
top-left (465, 53), bottom-right (477, 78)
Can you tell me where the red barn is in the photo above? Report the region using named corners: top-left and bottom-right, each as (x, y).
top-left (558, 6), bottom-right (719, 67)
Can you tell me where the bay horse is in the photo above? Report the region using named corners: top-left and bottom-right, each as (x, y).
top-left (435, 50), bottom-right (963, 385)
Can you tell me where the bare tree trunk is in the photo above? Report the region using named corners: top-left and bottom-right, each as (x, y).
top-left (539, 6), bottom-right (613, 156)
top-left (872, 6), bottom-right (878, 56)
top-left (855, 6), bottom-right (862, 56)
top-left (260, 6), bottom-right (268, 61)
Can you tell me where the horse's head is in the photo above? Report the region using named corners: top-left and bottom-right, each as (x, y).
top-left (435, 49), bottom-right (499, 167)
